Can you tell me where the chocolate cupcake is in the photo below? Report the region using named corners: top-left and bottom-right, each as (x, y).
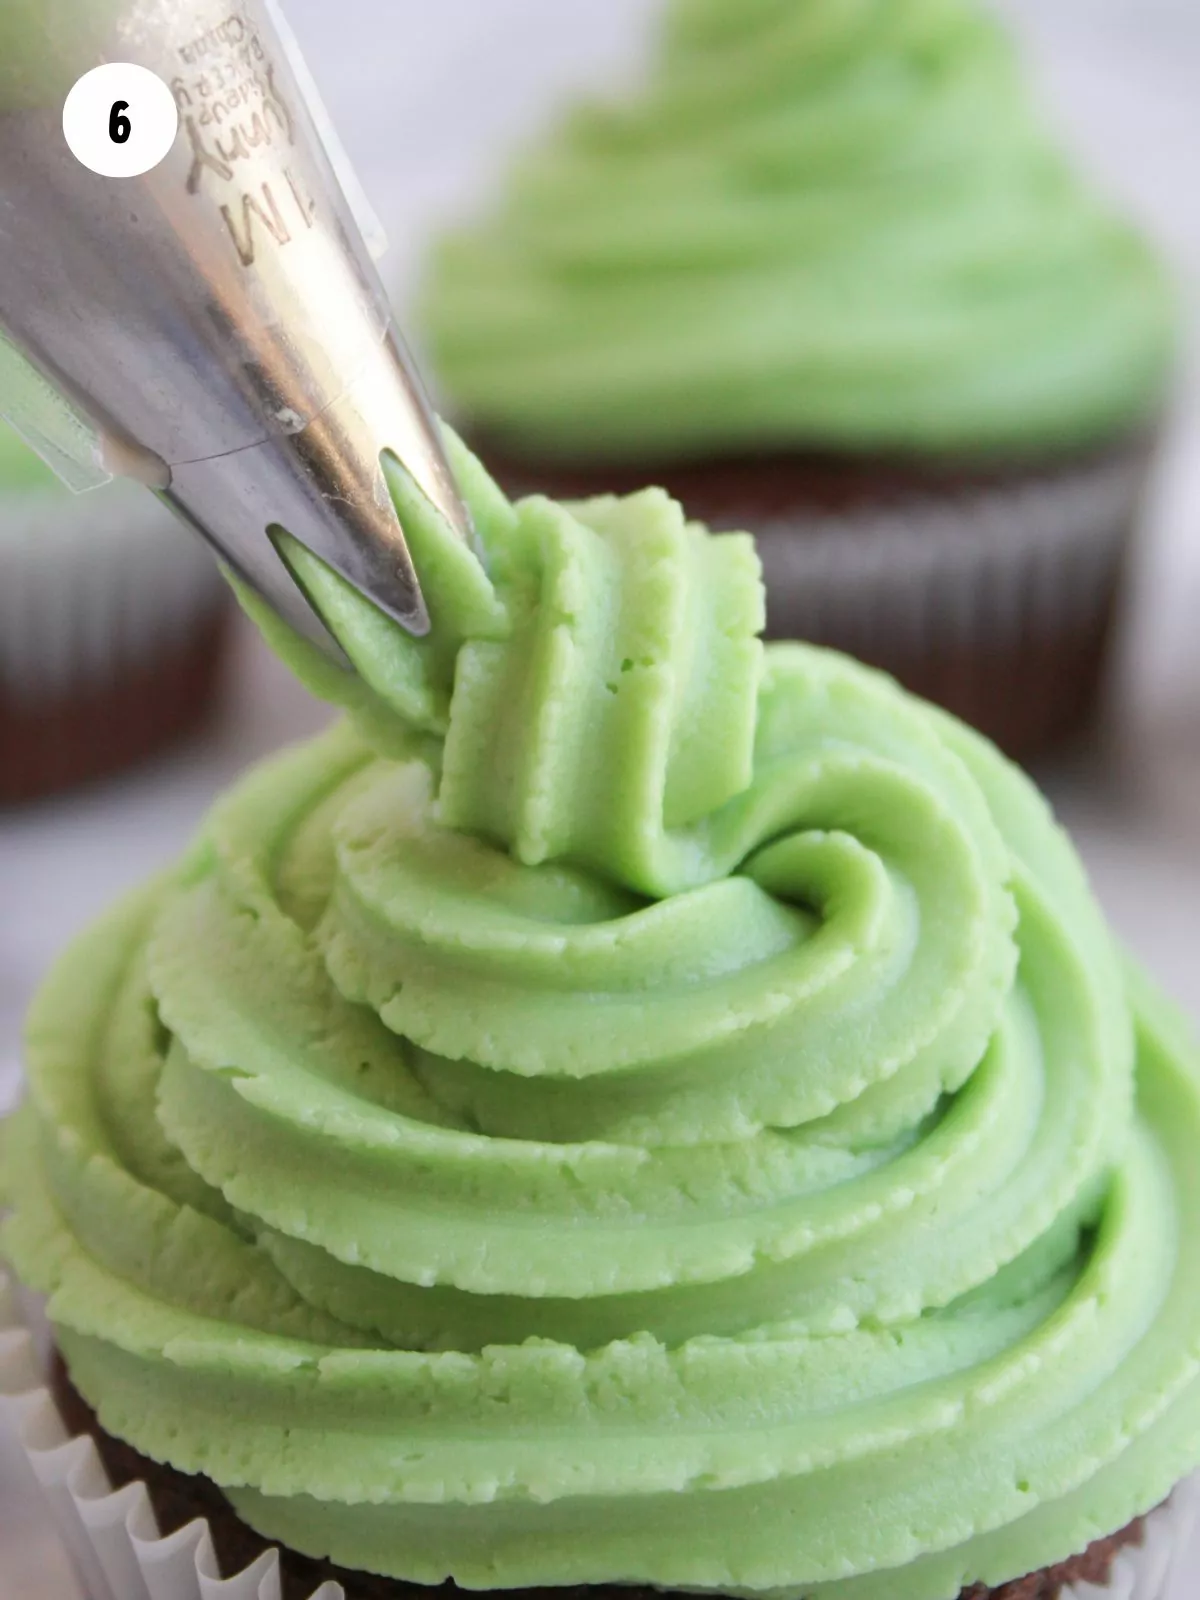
top-left (420, 0), bottom-right (1175, 757)
top-left (2, 437), bottom-right (1200, 1600)
top-left (0, 421), bottom-right (230, 802)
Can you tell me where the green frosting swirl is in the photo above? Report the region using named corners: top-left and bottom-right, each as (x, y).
top-left (423, 0), bottom-right (1173, 462)
top-left (5, 439), bottom-right (1200, 1597)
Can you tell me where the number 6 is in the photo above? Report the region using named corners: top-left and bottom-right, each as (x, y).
top-left (109, 101), bottom-right (131, 145)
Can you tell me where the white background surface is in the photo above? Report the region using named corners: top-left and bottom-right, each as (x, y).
top-left (2, 1), bottom-right (1199, 1594)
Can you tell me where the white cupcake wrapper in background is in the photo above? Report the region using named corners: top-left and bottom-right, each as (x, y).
top-left (753, 450), bottom-right (1149, 659)
top-left (1, 1271), bottom-right (1196, 1600)
top-left (0, 482), bottom-right (224, 703)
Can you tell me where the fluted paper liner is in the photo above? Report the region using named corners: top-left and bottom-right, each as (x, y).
top-left (0, 1265), bottom-right (1196, 1600)
top-left (0, 1269), bottom-right (343, 1600)
top-left (754, 448), bottom-right (1147, 657)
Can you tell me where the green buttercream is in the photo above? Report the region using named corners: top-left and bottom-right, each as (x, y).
top-left (6, 439), bottom-right (1200, 1597)
top-left (422, 0), bottom-right (1173, 462)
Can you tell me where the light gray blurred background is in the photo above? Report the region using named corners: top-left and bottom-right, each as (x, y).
top-left (2, 5), bottom-right (1199, 1594)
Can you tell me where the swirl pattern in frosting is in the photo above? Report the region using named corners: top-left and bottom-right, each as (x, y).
top-left (422, 0), bottom-right (1173, 462)
top-left (4, 437), bottom-right (1200, 1598)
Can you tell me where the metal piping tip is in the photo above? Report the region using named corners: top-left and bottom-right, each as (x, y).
top-left (0, 0), bottom-right (476, 668)
top-left (164, 319), bottom-right (475, 662)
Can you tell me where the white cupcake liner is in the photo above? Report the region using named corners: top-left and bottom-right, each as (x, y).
top-left (0, 1269), bottom-right (1196, 1600)
top-left (0, 480), bottom-right (224, 704)
top-left (753, 449), bottom-right (1149, 661)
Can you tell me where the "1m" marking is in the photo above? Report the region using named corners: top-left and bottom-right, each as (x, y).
top-left (219, 172), bottom-right (314, 265)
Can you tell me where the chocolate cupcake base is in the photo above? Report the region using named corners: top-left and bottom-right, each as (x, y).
top-left (480, 438), bottom-right (1154, 762)
top-left (0, 603), bottom-right (230, 803)
top-left (50, 1355), bottom-right (1152, 1600)
top-left (0, 479), bottom-right (233, 803)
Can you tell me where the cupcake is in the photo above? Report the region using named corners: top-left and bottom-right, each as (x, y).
top-left (420, 0), bottom-right (1175, 759)
top-left (0, 421), bottom-right (230, 802)
top-left (2, 435), bottom-right (1199, 1600)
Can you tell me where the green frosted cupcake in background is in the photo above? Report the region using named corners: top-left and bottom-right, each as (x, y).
top-left (421, 0), bottom-right (1176, 758)
top-left (0, 421), bottom-right (230, 802)
top-left (2, 437), bottom-right (1199, 1600)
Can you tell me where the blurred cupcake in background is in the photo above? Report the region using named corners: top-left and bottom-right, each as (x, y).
top-left (421, 0), bottom-right (1176, 758)
top-left (0, 422), bottom-right (230, 803)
